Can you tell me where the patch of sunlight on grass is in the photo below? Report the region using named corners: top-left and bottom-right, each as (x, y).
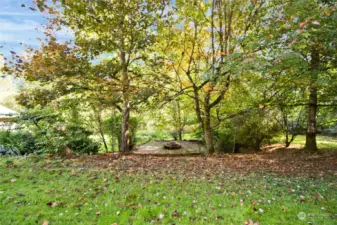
top-left (291, 135), bottom-right (337, 151)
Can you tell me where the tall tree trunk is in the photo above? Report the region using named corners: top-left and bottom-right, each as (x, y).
top-left (111, 128), bottom-right (115, 152)
top-left (176, 100), bottom-right (183, 141)
top-left (178, 129), bottom-right (183, 141)
top-left (305, 87), bottom-right (318, 151)
top-left (282, 109), bottom-right (291, 147)
top-left (285, 134), bottom-right (290, 147)
top-left (204, 0), bottom-right (216, 154)
top-left (204, 123), bottom-right (214, 153)
top-left (100, 130), bottom-right (109, 152)
top-left (305, 48), bottom-right (319, 151)
top-left (204, 103), bottom-right (214, 153)
top-left (121, 104), bottom-right (130, 152)
top-left (120, 48), bottom-right (131, 152)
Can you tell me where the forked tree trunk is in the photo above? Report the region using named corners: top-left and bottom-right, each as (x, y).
top-left (305, 48), bottom-right (319, 151)
top-left (285, 135), bottom-right (290, 148)
top-left (284, 130), bottom-right (296, 148)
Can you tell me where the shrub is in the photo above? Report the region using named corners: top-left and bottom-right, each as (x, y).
top-left (18, 109), bottom-right (99, 155)
top-left (214, 130), bottom-right (235, 153)
top-left (0, 130), bottom-right (39, 155)
top-left (35, 124), bottom-right (100, 155)
top-left (235, 111), bottom-right (281, 151)
top-left (65, 125), bottom-right (99, 155)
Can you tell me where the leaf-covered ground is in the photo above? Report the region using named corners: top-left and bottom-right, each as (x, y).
top-left (0, 150), bottom-right (336, 225)
top-left (76, 147), bottom-right (337, 177)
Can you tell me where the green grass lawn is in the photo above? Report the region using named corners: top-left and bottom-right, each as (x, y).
top-left (291, 135), bottom-right (337, 151)
top-left (0, 156), bottom-right (336, 225)
top-left (272, 135), bottom-right (337, 151)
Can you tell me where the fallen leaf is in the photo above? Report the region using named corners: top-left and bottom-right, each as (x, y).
top-left (244, 218), bottom-right (259, 225)
top-left (47, 201), bottom-right (59, 207)
top-left (300, 21), bottom-right (307, 28)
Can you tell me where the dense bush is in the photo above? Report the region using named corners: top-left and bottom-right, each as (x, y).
top-left (0, 126), bottom-right (99, 156)
top-left (0, 130), bottom-right (39, 155)
top-left (235, 111), bottom-right (281, 151)
top-left (213, 111), bottom-right (281, 153)
top-left (214, 130), bottom-right (235, 153)
top-left (33, 124), bottom-right (99, 155)
top-left (17, 108), bottom-right (100, 155)
top-left (64, 125), bottom-right (99, 155)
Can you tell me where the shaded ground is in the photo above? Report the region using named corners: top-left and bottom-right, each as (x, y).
top-left (133, 140), bottom-right (207, 155)
top-left (69, 145), bottom-right (337, 177)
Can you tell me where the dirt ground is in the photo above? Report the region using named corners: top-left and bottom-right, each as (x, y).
top-left (67, 144), bottom-right (337, 178)
top-left (133, 140), bottom-right (207, 155)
